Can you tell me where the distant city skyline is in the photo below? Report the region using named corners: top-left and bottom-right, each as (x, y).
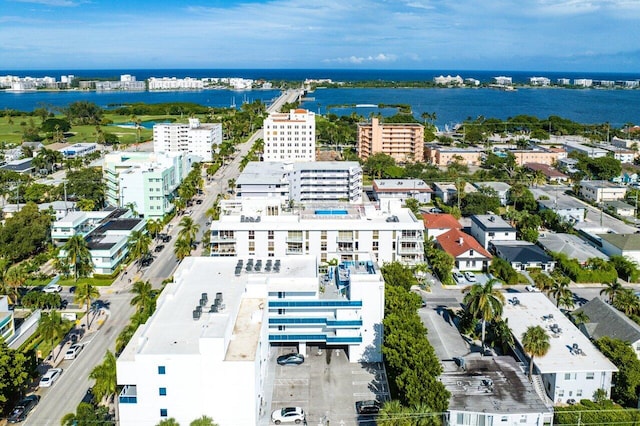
top-left (1, 0), bottom-right (639, 72)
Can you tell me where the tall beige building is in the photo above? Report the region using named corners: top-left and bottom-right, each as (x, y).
top-left (263, 109), bottom-right (316, 162)
top-left (357, 117), bottom-right (424, 163)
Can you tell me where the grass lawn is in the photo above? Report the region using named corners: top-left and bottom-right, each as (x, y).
top-left (28, 276), bottom-right (115, 288)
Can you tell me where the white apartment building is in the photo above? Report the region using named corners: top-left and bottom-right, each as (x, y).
top-left (263, 109), bottom-right (316, 162)
top-left (434, 75), bottom-right (463, 85)
top-left (579, 181), bottom-right (627, 203)
top-left (117, 254), bottom-right (384, 426)
top-left (372, 179), bottom-right (433, 204)
top-left (59, 143), bottom-right (98, 159)
top-left (103, 151), bottom-right (195, 219)
top-left (470, 215), bottom-right (517, 250)
top-left (494, 76), bottom-right (512, 85)
top-left (503, 293), bottom-right (617, 405)
top-left (529, 76), bottom-right (551, 86)
top-left (210, 199), bottom-right (424, 265)
top-left (236, 161), bottom-right (363, 204)
top-left (153, 118), bottom-right (222, 161)
top-left (574, 79), bottom-right (593, 87)
top-left (563, 141), bottom-right (608, 158)
top-left (148, 77), bottom-right (204, 90)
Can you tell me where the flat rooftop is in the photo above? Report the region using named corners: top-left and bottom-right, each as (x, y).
top-left (538, 198), bottom-right (585, 211)
top-left (373, 179), bottom-right (432, 192)
top-left (237, 162), bottom-right (287, 186)
top-left (442, 356), bottom-right (551, 414)
top-left (473, 182), bottom-right (511, 192)
top-left (538, 233), bottom-right (608, 264)
top-left (119, 256), bottom-right (318, 361)
top-left (471, 214), bottom-right (514, 231)
top-left (502, 293), bottom-right (617, 374)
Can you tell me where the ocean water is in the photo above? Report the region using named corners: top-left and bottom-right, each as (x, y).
top-left (1, 69), bottom-right (639, 126)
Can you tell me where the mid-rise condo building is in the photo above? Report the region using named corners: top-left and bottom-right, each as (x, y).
top-left (357, 117), bottom-right (424, 163)
top-left (153, 118), bottom-right (222, 161)
top-left (263, 109), bottom-right (316, 162)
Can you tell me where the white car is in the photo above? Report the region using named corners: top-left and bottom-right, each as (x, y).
top-left (452, 271), bottom-right (465, 283)
top-left (64, 344), bottom-right (83, 360)
top-left (43, 284), bottom-right (62, 293)
top-left (525, 285), bottom-right (541, 292)
top-left (464, 272), bottom-right (477, 282)
top-left (271, 407), bottom-right (305, 424)
top-left (39, 368), bottom-right (62, 388)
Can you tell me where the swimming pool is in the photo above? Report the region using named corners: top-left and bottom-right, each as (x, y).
top-left (315, 209), bottom-right (348, 215)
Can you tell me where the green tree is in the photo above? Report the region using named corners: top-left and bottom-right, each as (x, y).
top-left (594, 337), bottom-right (640, 407)
top-left (190, 416), bottom-right (219, 426)
top-left (74, 281), bottom-right (100, 329)
top-left (521, 325), bottom-right (550, 379)
top-left (147, 219), bottom-right (164, 240)
top-left (2, 264), bottom-right (27, 305)
top-left (178, 216), bottom-right (200, 245)
top-left (127, 230), bottom-right (152, 269)
top-left (62, 235), bottom-right (93, 281)
top-left (426, 248), bottom-right (455, 286)
top-left (549, 280), bottom-right (573, 308)
top-left (600, 280), bottom-right (624, 304)
top-left (157, 419), bottom-right (180, 426)
top-left (487, 318), bottom-right (514, 354)
top-left (462, 279), bottom-right (505, 351)
top-left (38, 310), bottom-right (68, 360)
top-left (89, 351), bottom-right (117, 404)
top-left (404, 198), bottom-right (421, 216)
top-left (381, 262), bottom-right (419, 291)
top-left (76, 199), bottom-right (96, 212)
top-left (64, 167), bottom-right (105, 207)
top-left (64, 101), bottom-right (103, 125)
top-left (609, 255), bottom-right (639, 283)
top-left (461, 191), bottom-right (501, 216)
top-left (0, 202), bottom-right (52, 262)
top-left (130, 280), bottom-right (156, 319)
top-left (364, 153), bottom-right (395, 179)
top-left (0, 340), bottom-right (31, 415)
top-left (174, 237), bottom-right (193, 261)
top-left (61, 403), bottom-right (111, 426)
top-left (612, 288), bottom-right (640, 316)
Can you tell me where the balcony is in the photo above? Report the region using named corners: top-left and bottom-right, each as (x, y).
top-left (268, 333), bottom-right (362, 344)
top-left (118, 385), bottom-right (137, 404)
top-left (269, 317), bottom-right (363, 327)
top-left (211, 234), bottom-right (236, 243)
top-left (286, 235), bottom-right (304, 243)
top-left (398, 244), bottom-right (424, 254)
top-left (286, 244), bottom-right (303, 255)
top-left (269, 300), bottom-right (362, 308)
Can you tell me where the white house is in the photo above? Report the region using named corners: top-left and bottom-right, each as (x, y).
top-left (503, 293), bottom-right (617, 405)
top-left (117, 254), bottom-right (384, 426)
top-left (472, 182), bottom-right (511, 206)
top-left (433, 182), bottom-right (477, 205)
top-left (422, 213), bottom-right (462, 240)
top-left (436, 229), bottom-right (492, 272)
top-left (263, 109), bottom-right (316, 162)
top-left (598, 233), bottom-right (640, 264)
top-left (469, 215), bottom-right (516, 250)
top-left (538, 198), bottom-right (586, 223)
top-left (372, 179), bottom-right (432, 204)
top-left (564, 141), bottom-right (608, 158)
top-left (153, 118), bottom-right (222, 162)
top-left (59, 143), bottom-right (97, 159)
top-left (579, 181), bottom-right (627, 203)
top-left (490, 240), bottom-right (556, 272)
top-left (210, 198), bottom-right (424, 265)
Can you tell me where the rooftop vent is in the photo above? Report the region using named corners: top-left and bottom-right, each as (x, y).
top-left (489, 216), bottom-right (496, 222)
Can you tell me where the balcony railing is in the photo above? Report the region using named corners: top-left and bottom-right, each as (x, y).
top-left (119, 385), bottom-right (138, 404)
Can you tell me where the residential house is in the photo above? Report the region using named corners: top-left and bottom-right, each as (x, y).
top-left (425, 145), bottom-right (482, 166)
top-left (538, 198), bottom-right (586, 223)
top-left (357, 117), bottom-right (424, 163)
top-left (502, 292), bottom-right (618, 404)
top-left (372, 179), bottom-right (432, 204)
top-left (604, 200), bottom-right (636, 217)
top-left (598, 233), bottom-right (640, 264)
top-left (443, 356), bottom-right (553, 426)
top-left (580, 181), bottom-right (627, 203)
top-left (469, 215), bottom-right (516, 250)
top-left (0, 158), bottom-right (34, 174)
top-left (59, 143), bottom-right (98, 159)
top-left (490, 240), bottom-right (556, 272)
top-left (574, 297), bottom-right (640, 359)
top-left (538, 233), bottom-right (608, 266)
top-left (472, 182), bottom-right (511, 206)
top-left (436, 229), bottom-right (492, 271)
top-left (422, 213), bottom-right (462, 240)
top-left (510, 147), bottom-right (566, 166)
top-left (564, 141), bottom-right (607, 158)
top-left (524, 163), bottom-right (569, 183)
top-left (2, 201), bottom-right (77, 221)
top-left (433, 182), bottom-right (477, 205)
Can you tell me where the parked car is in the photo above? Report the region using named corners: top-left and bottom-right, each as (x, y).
top-left (429, 207), bottom-right (443, 213)
top-left (39, 368), bottom-right (62, 388)
top-left (64, 344), bottom-right (83, 360)
top-left (162, 235), bottom-right (172, 243)
top-left (452, 271), bottom-right (465, 283)
top-left (525, 285), bottom-right (540, 292)
top-left (43, 284), bottom-right (62, 293)
top-left (464, 272), bottom-right (477, 282)
top-left (277, 353), bottom-right (305, 366)
top-left (355, 400), bottom-right (381, 415)
top-left (7, 395), bottom-right (40, 423)
top-left (196, 199), bottom-right (203, 205)
top-left (141, 256), bottom-right (154, 267)
top-left (271, 407), bottom-right (305, 424)
top-left (154, 244), bottom-right (165, 253)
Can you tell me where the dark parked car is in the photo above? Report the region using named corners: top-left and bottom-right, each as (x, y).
top-left (154, 244), bottom-right (165, 253)
top-left (277, 353), bottom-right (305, 366)
top-left (141, 257), bottom-right (154, 267)
top-left (7, 395), bottom-right (40, 423)
top-left (356, 400), bottom-right (381, 415)
top-left (162, 235), bottom-right (172, 243)
top-left (196, 199), bottom-right (203, 204)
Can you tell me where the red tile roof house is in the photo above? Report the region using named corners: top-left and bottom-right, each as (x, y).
top-left (436, 229), bottom-right (492, 272)
top-left (422, 213), bottom-right (462, 240)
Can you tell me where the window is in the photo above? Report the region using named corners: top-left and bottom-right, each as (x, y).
top-left (158, 366), bottom-right (166, 375)
top-left (159, 387), bottom-right (167, 396)
top-left (558, 390), bottom-right (564, 397)
top-left (268, 230), bottom-right (274, 240)
top-left (577, 389), bottom-right (583, 397)
top-left (160, 409), bottom-right (168, 417)
top-left (586, 372), bottom-right (594, 380)
top-left (519, 415), bottom-right (527, 423)
top-left (248, 230), bottom-right (255, 240)
top-left (372, 241), bottom-right (379, 251)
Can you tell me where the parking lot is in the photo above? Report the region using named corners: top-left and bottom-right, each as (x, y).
top-left (265, 346), bottom-right (388, 425)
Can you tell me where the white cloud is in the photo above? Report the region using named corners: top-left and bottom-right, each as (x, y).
top-left (323, 53), bottom-right (398, 64)
top-left (11, 0), bottom-right (84, 6)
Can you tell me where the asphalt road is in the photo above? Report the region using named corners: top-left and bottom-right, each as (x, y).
top-left (23, 89), bottom-right (299, 425)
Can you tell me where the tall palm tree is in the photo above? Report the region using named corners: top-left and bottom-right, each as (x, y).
top-left (74, 281), bottom-right (100, 329)
top-left (462, 279), bottom-right (505, 351)
top-left (173, 198), bottom-right (186, 215)
top-left (89, 351), bottom-right (117, 404)
top-left (146, 219), bottom-right (163, 241)
top-left (205, 204), bottom-right (220, 222)
top-left (612, 288), bottom-right (640, 316)
top-left (178, 216), bottom-right (200, 244)
top-left (549, 280), bottom-right (572, 308)
top-left (63, 235), bottom-right (93, 281)
top-left (127, 230), bottom-right (152, 269)
top-left (130, 280), bottom-right (156, 318)
top-left (38, 310), bottom-right (67, 361)
top-left (190, 416), bottom-right (219, 426)
top-left (600, 280), bottom-right (624, 304)
top-left (157, 419), bottom-right (180, 426)
top-left (378, 400), bottom-right (409, 426)
top-left (521, 325), bottom-right (551, 380)
top-left (570, 310), bottom-right (590, 326)
top-left (174, 237), bottom-right (193, 261)
top-left (3, 264), bottom-right (27, 305)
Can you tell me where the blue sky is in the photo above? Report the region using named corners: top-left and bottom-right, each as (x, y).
top-left (1, 0), bottom-right (639, 72)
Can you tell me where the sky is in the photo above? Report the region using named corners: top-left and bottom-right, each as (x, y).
top-left (1, 0), bottom-right (639, 72)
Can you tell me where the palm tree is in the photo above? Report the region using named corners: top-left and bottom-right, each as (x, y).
top-left (76, 198), bottom-right (95, 212)
top-left (3, 264), bottom-right (27, 305)
top-left (462, 279), bottom-right (505, 352)
top-left (570, 310), bottom-right (590, 326)
top-left (488, 318), bottom-right (514, 355)
top-left (127, 230), bottom-right (152, 269)
top-left (173, 198), bottom-right (186, 215)
top-left (378, 400), bottom-right (409, 426)
top-left (557, 291), bottom-right (575, 310)
top-left (521, 325), bottom-right (551, 380)
top-left (147, 219), bottom-right (163, 241)
top-left (89, 351), bottom-right (117, 404)
top-left (63, 235), bottom-right (93, 281)
top-left (38, 310), bottom-right (67, 361)
top-left (600, 280), bottom-right (624, 304)
top-left (130, 280), bottom-right (156, 318)
top-left (174, 237), bottom-right (193, 261)
top-left (157, 419), bottom-right (180, 426)
top-left (549, 280), bottom-right (572, 308)
top-left (178, 216), bottom-right (200, 244)
top-left (74, 281), bottom-right (100, 329)
top-left (612, 288), bottom-right (640, 316)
